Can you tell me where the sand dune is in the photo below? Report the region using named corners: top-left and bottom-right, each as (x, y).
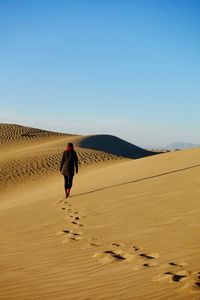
top-left (0, 124), bottom-right (200, 300)
top-left (0, 123), bottom-right (73, 148)
top-left (0, 125), bottom-right (126, 191)
top-left (74, 134), bottom-right (157, 158)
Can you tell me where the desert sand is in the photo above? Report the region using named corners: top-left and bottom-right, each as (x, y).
top-left (0, 124), bottom-right (200, 300)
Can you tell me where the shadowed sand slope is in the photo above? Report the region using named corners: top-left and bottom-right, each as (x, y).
top-left (74, 134), bottom-right (157, 159)
top-left (0, 146), bottom-right (200, 300)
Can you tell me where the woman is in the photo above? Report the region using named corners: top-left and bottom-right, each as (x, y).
top-left (60, 142), bottom-right (78, 198)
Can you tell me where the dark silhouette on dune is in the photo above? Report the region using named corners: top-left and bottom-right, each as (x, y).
top-left (76, 135), bottom-right (157, 159)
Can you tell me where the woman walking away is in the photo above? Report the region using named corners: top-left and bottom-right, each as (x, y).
top-left (60, 143), bottom-right (78, 198)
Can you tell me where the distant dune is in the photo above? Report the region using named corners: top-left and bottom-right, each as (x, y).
top-left (165, 142), bottom-right (200, 150)
top-left (143, 142), bottom-right (200, 151)
top-left (74, 134), bottom-right (157, 159)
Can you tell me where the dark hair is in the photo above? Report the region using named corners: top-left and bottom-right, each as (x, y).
top-left (66, 143), bottom-right (74, 151)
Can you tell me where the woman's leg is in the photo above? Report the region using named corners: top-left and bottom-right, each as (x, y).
top-left (66, 175), bottom-right (74, 196)
top-left (64, 175), bottom-right (68, 190)
top-left (64, 175), bottom-right (69, 197)
top-left (68, 175), bottom-right (74, 189)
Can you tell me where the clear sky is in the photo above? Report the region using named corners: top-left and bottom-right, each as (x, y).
top-left (0, 0), bottom-right (200, 146)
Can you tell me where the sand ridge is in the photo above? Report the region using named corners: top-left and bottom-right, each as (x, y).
top-left (0, 123), bottom-right (74, 148)
top-left (74, 134), bottom-right (157, 158)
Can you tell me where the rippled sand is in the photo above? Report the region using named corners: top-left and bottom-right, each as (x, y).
top-left (0, 124), bottom-right (200, 300)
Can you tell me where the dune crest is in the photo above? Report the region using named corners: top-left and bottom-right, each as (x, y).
top-left (0, 123), bottom-right (73, 148)
top-left (74, 134), bottom-right (157, 159)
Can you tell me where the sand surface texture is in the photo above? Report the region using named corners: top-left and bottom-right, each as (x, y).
top-left (0, 125), bottom-right (126, 191)
top-left (0, 124), bottom-right (200, 300)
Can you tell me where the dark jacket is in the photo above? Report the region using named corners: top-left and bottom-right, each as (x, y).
top-left (60, 150), bottom-right (78, 176)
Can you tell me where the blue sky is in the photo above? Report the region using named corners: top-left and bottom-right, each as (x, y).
top-left (0, 0), bottom-right (200, 146)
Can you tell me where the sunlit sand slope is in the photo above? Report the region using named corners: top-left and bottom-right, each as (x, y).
top-left (0, 146), bottom-right (200, 300)
top-left (0, 123), bottom-right (72, 147)
top-left (0, 126), bottom-right (125, 191)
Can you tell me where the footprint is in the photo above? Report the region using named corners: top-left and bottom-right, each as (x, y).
top-left (161, 262), bottom-right (190, 283)
top-left (90, 243), bottom-right (101, 247)
top-left (112, 243), bottom-right (121, 247)
top-left (72, 232), bottom-right (81, 236)
top-left (104, 250), bottom-right (126, 260)
top-left (62, 229), bottom-right (71, 234)
top-left (195, 282), bottom-right (200, 287)
top-left (153, 267), bottom-right (189, 285)
top-left (193, 272), bottom-right (200, 288)
top-left (169, 262), bottom-right (183, 267)
top-left (94, 249), bottom-right (134, 265)
top-left (61, 229), bottom-right (82, 242)
top-left (177, 271), bottom-right (200, 293)
top-left (164, 272), bottom-right (187, 282)
top-left (70, 237), bottom-right (78, 241)
top-left (135, 251), bottom-right (158, 268)
top-left (70, 236), bottom-right (82, 241)
top-left (139, 253), bottom-right (156, 260)
top-left (71, 221), bottom-right (78, 225)
top-left (133, 246), bottom-right (140, 252)
top-left (93, 251), bottom-right (125, 264)
top-left (74, 211), bottom-right (86, 218)
top-left (71, 221), bottom-right (84, 227)
top-left (143, 263), bottom-right (151, 267)
top-left (72, 221), bottom-right (78, 225)
top-left (58, 199), bottom-right (63, 203)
